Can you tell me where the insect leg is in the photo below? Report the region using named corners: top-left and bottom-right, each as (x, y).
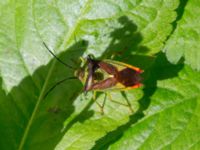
top-left (121, 91), bottom-right (134, 113)
top-left (92, 91), bottom-right (106, 115)
top-left (107, 92), bottom-right (133, 113)
top-left (107, 92), bottom-right (128, 106)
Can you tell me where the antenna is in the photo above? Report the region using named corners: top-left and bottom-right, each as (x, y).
top-left (43, 42), bottom-right (75, 69)
top-left (43, 76), bottom-right (78, 99)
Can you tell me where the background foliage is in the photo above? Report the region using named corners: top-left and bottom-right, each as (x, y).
top-left (0, 0), bottom-right (199, 150)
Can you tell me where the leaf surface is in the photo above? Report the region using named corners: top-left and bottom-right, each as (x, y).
top-left (109, 55), bottom-right (200, 150)
top-left (164, 0), bottom-right (200, 71)
top-left (0, 0), bottom-right (187, 150)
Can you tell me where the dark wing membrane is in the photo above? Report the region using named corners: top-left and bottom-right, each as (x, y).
top-left (117, 68), bottom-right (141, 87)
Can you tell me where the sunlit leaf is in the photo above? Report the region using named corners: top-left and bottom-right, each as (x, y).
top-left (2, 0), bottom-right (196, 150)
top-left (164, 0), bottom-right (200, 71)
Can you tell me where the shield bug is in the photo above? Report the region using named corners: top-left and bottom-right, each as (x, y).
top-left (43, 42), bottom-right (143, 114)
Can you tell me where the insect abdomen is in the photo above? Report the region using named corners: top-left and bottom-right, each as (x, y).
top-left (117, 68), bottom-right (141, 87)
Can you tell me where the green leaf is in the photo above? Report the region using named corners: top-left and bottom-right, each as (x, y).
top-left (55, 90), bottom-right (142, 150)
top-left (109, 54), bottom-right (200, 150)
top-left (164, 0), bottom-right (200, 71)
top-left (0, 0), bottom-right (181, 150)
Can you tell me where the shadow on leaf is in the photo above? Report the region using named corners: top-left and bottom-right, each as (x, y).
top-left (0, 40), bottom-right (89, 150)
top-left (91, 52), bottom-right (184, 150)
top-left (102, 16), bottom-right (150, 60)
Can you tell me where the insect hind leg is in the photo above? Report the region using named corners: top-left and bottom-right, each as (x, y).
top-left (107, 92), bottom-right (134, 113)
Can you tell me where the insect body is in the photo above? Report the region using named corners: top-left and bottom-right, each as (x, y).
top-left (43, 42), bottom-right (143, 113)
top-left (76, 55), bottom-right (143, 93)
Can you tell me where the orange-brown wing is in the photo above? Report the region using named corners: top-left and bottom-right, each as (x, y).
top-left (97, 59), bottom-right (143, 90)
top-left (98, 61), bottom-right (118, 76)
top-left (89, 77), bottom-right (118, 91)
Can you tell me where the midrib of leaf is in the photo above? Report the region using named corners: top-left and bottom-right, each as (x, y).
top-left (17, 0), bottom-right (92, 149)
